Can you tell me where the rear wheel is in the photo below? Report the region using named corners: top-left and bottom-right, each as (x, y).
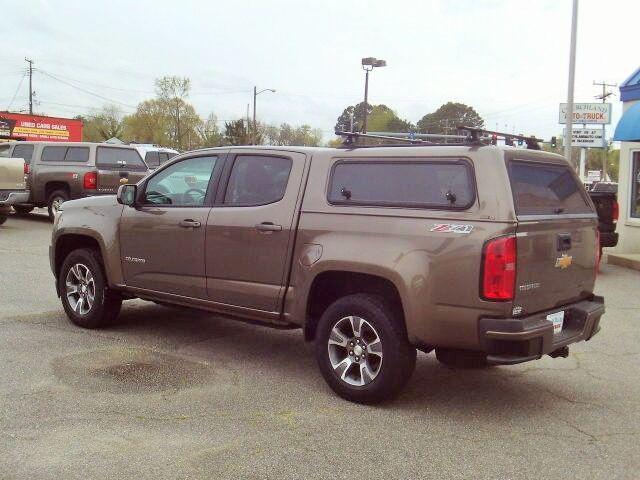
top-left (47, 190), bottom-right (69, 221)
top-left (315, 294), bottom-right (416, 404)
top-left (435, 348), bottom-right (491, 369)
top-left (13, 206), bottom-right (33, 216)
top-left (59, 248), bottom-right (122, 329)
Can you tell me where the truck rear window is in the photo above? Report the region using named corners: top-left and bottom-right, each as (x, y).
top-left (508, 160), bottom-right (593, 215)
top-left (328, 160), bottom-right (475, 209)
top-left (97, 147), bottom-right (146, 170)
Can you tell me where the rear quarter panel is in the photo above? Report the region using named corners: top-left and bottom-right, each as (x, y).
top-left (287, 147), bottom-right (518, 350)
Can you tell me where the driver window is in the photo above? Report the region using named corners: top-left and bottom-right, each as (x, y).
top-left (144, 156), bottom-right (217, 206)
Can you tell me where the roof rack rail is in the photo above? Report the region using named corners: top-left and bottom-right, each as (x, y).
top-left (335, 130), bottom-right (435, 146)
top-left (457, 125), bottom-right (543, 150)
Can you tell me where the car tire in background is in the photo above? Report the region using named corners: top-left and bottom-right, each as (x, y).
top-left (315, 293), bottom-right (416, 404)
top-left (0, 215), bottom-right (7, 225)
top-left (13, 206), bottom-right (34, 216)
top-left (47, 190), bottom-right (69, 221)
top-left (59, 248), bottom-right (122, 329)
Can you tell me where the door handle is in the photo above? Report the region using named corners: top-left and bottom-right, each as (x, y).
top-left (255, 222), bottom-right (282, 233)
top-left (179, 219), bottom-right (201, 228)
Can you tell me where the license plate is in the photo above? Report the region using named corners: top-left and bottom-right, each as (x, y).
top-left (547, 311), bottom-right (565, 335)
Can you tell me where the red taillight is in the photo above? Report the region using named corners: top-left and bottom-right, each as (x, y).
top-left (83, 171), bottom-right (97, 190)
top-left (481, 235), bottom-right (517, 301)
top-left (612, 201), bottom-right (619, 222)
top-left (23, 162), bottom-right (30, 175)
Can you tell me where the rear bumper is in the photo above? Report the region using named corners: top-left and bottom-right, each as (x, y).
top-left (0, 190), bottom-right (30, 206)
top-left (478, 296), bottom-right (604, 365)
top-left (599, 231), bottom-right (618, 248)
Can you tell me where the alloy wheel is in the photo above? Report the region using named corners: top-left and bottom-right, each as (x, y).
top-left (65, 263), bottom-right (95, 316)
top-left (327, 315), bottom-right (383, 386)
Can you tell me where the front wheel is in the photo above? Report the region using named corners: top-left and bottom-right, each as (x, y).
top-left (59, 248), bottom-right (122, 328)
top-left (315, 294), bottom-right (416, 404)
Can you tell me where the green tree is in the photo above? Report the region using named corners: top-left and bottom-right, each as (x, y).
top-left (334, 102), bottom-right (372, 132)
top-left (123, 98), bottom-right (171, 146)
top-left (197, 113), bottom-right (224, 147)
top-left (224, 119), bottom-right (253, 145)
top-left (80, 105), bottom-right (125, 142)
top-left (417, 102), bottom-right (484, 134)
top-left (263, 123), bottom-right (322, 146)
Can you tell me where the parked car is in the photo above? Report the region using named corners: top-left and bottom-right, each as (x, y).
top-left (132, 144), bottom-right (179, 171)
top-left (1, 141), bottom-right (149, 220)
top-left (0, 155), bottom-right (29, 225)
top-left (587, 181), bottom-right (619, 256)
top-left (49, 143), bottom-right (605, 403)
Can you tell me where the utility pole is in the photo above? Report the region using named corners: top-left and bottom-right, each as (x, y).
top-left (25, 58), bottom-right (34, 115)
top-left (564, 0), bottom-right (579, 167)
top-left (593, 80), bottom-right (616, 181)
top-left (252, 86), bottom-right (275, 145)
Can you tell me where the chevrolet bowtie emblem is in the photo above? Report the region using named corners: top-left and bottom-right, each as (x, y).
top-left (119, 178), bottom-right (128, 184)
top-left (555, 253), bottom-right (573, 269)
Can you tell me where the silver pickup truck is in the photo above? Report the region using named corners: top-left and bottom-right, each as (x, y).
top-left (0, 156), bottom-right (29, 225)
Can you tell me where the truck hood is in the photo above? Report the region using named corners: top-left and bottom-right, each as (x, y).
top-left (61, 194), bottom-right (119, 210)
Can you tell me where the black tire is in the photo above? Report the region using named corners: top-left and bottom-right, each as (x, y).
top-left (0, 215), bottom-right (7, 225)
top-left (315, 294), bottom-right (416, 404)
top-left (47, 189), bottom-right (69, 221)
top-left (13, 206), bottom-right (34, 216)
top-left (435, 348), bottom-right (492, 369)
top-left (59, 248), bottom-right (122, 329)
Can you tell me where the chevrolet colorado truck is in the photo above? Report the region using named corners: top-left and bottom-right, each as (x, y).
top-left (49, 142), bottom-right (605, 403)
top-left (0, 156), bottom-right (29, 225)
top-left (0, 141), bottom-right (149, 220)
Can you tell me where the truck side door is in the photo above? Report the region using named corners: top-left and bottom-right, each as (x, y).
top-left (95, 146), bottom-right (148, 194)
top-left (205, 151), bottom-right (307, 313)
top-left (119, 154), bottom-right (224, 298)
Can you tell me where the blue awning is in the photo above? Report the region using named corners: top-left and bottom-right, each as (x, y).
top-left (613, 102), bottom-right (640, 141)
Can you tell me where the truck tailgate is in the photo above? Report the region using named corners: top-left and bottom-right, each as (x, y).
top-left (514, 217), bottom-right (597, 314)
top-left (0, 157), bottom-right (26, 190)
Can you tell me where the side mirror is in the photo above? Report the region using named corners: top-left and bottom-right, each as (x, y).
top-left (117, 184), bottom-right (137, 206)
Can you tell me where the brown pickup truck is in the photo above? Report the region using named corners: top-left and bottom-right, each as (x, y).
top-left (0, 141), bottom-right (149, 220)
top-left (49, 142), bottom-right (605, 403)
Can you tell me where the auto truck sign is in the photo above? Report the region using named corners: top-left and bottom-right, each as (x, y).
top-left (559, 103), bottom-right (612, 125)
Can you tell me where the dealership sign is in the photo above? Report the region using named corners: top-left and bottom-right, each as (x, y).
top-left (563, 128), bottom-right (605, 148)
top-left (0, 112), bottom-right (82, 141)
top-left (558, 103), bottom-right (612, 125)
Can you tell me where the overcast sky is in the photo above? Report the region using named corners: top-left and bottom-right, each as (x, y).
top-left (1, 0), bottom-right (638, 142)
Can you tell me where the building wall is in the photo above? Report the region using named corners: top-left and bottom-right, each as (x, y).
top-left (612, 140), bottom-right (640, 254)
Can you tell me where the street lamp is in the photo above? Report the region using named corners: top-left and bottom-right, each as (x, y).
top-left (253, 86), bottom-right (276, 144)
top-left (361, 57), bottom-right (386, 133)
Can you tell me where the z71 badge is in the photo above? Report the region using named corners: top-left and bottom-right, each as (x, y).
top-left (430, 224), bottom-right (474, 234)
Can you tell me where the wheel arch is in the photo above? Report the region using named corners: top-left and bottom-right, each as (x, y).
top-left (303, 269), bottom-right (407, 342)
top-left (53, 229), bottom-right (120, 293)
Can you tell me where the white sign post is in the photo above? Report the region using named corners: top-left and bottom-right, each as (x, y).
top-left (559, 103), bottom-right (612, 124)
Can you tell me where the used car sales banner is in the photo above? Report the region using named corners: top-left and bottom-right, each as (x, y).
top-left (0, 112), bottom-right (83, 141)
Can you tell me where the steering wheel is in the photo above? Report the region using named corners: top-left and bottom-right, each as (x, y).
top-left (183, 188), bottom-right (206, 204)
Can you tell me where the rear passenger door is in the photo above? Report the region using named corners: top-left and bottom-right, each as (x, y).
top-left (95, 147), bottom-right (148, 194)
top-left (205, 151), bottom-right (307, 313)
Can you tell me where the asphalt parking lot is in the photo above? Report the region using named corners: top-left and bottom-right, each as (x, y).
top-left (1, 212), bottom-right (639, 480)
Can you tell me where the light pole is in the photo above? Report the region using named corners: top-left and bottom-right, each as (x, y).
top-left (361, 57), bottom-right (386, 133)
top-left (564, 0), bottom-right (579, 167)
top-left (253, 86), bottom-right (275, 144)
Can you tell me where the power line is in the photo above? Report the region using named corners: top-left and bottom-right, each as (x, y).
top-left (36, 68), bottom-right (138, 110)
top-left (6, 71), bottom-right (27, 111)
